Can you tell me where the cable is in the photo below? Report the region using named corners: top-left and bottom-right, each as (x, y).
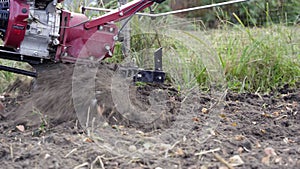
top-left (118, 1), bottom-right (152, 36)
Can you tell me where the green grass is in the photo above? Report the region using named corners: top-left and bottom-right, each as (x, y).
top-left (0, 60), bottom-right (19, 92)
top-left (1, 1), bottom-right (299, 94)
top-left (209, 25), bottom-right (300, 93)
top-left (125, 16), bottom-right (300, 93)
top-left (0, 59), bottom-right (30, 93)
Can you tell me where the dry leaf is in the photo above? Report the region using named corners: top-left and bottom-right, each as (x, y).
top-left (219, 114), bottom-right (226, 119)
top-left (262, 113), bottom-right (272, 118)
top-left (272, 111), bottom-right (280, 117)
top-left (192, 117), bottom-right (200, 122)
top-left (261, 156), bottom-right (270, 165)
top-left (275, 157), bottom-right (283, 164)
top-left (255, 141), bottom-right (262, 148)
top-left (175, 148), bottom-right (185, 156)
top-left (231, 122), bottom-right (237, 127)
top-left (201, 108), bottom-right (208, 114)
top-left (16, 125), bottom-right (25, 132)
top-left (264, 147), bottom-right (276, 156)
top-left (84, 137), bottom-right (94, 143)
top-left (229, 155), bottom-right (244, 166)
top-left (260, 129), bottom-right (266, 134)
top-left (237, 147), bottom-right (244, 154)
top-left (235, 135), bottom-right (245, 141)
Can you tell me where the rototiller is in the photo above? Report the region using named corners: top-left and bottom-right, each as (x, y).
top-left (0, 0), bottom-right (248, 82)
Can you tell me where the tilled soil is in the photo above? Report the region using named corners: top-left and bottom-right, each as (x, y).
top-left (0, 64), bottom-right (299, 169)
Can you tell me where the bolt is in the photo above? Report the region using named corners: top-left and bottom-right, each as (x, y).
top-left (105, 45), bottom-right (111, 50)
top-left (89, 56), bottom-right (95, 61)
top-left (33, 51), bottom-right (38, 56)
top-left (52, 39), bottom-right (60, 45)
top-left (113, 36), bottom-right (119, 41)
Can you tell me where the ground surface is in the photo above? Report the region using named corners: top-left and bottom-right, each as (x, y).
top-left (0, 64), bottom-right (299, 169)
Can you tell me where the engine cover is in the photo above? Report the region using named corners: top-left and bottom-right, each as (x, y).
top-left (1, 0), bottom-right (60, 59)
top-left (2, 0), bottom-right (29, 49)
top-left (20, 1), bottom-right (60, 59)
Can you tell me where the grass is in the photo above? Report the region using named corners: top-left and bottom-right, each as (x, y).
top-left (122, 15), bottom-right (300, 93)
top-left (0, 60), bottom-right (20, 92)
top-left (209, 24), bottom-right (300, 93)
top-left (1, 2), bottom-right (299, 94)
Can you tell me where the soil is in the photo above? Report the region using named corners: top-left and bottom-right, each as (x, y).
top-left (0, 64), bottom-right (299, 169)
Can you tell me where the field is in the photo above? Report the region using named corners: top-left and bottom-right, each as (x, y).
top-left (0, 13), bottom-right (300, 169)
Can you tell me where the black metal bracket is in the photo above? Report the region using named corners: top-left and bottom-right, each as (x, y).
top-left (133, 48), bottom-right (165, 83)
top-left (118, 48), bottom-right (165, 84)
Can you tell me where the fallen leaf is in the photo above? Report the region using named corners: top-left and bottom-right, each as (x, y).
top-left (16, 125), bottom-right (25, 132)
top-left (237, 147), bottom-right (244, 154)
top-left (175, 148), bottom-right (185, 156)
top-left (272, 111), bottom-right (280, 117)
top-left (192, 117), bottom-right (200, 122)
top-left (231, 122), bottom-right (237, 127)
top-left (274, 157), bottom-right (283, 164)
top-left (235, 135), bottom-right (245, 141)
top-left (202, 108), bottom-right (208, 114)
top-left (229, 155), bottom-right (244, 166)
top-left (264, 147), bottom-right (276, 156)
top-left (255, 141), bottom-right (262, 148)
top-left (219, 114), bottom-right (227, 119)
top-left (261, 156), bottom-right (270, 165)
top-left (260, 129), bottom-right (266, 134)
top-left (261, 113), bottom-right (272, 118)
top-left (84, 137), bottom-right (94, 143)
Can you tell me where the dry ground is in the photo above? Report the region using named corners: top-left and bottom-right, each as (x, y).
top-left (0, 64), bottom-right (299, 169)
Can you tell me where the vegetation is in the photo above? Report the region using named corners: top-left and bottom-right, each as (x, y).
top-left (0, 0), bottom-right (299, 93)
top-left (169, 0), bottom-right (300, 27)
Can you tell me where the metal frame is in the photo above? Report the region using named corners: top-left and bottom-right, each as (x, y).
top-left (82, 0), bottom-right (250, 18)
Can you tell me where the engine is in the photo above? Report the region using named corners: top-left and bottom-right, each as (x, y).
top-left (22, 0), bottom-right (61, 59)
top-left (0, 0), bottom-right (62, 59)
top-left (0, 0), bottom-right (162, 64)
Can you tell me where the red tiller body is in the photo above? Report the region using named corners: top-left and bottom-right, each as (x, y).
top-left (0, 0), bottom-right (164, 64)
top-left (4, 0), bottom-right (29, 48)
top-left (56, 0), bottom-right (155, 63)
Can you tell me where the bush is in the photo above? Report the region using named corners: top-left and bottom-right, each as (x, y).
top-left (168, 0), bottom-right (300, 27)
